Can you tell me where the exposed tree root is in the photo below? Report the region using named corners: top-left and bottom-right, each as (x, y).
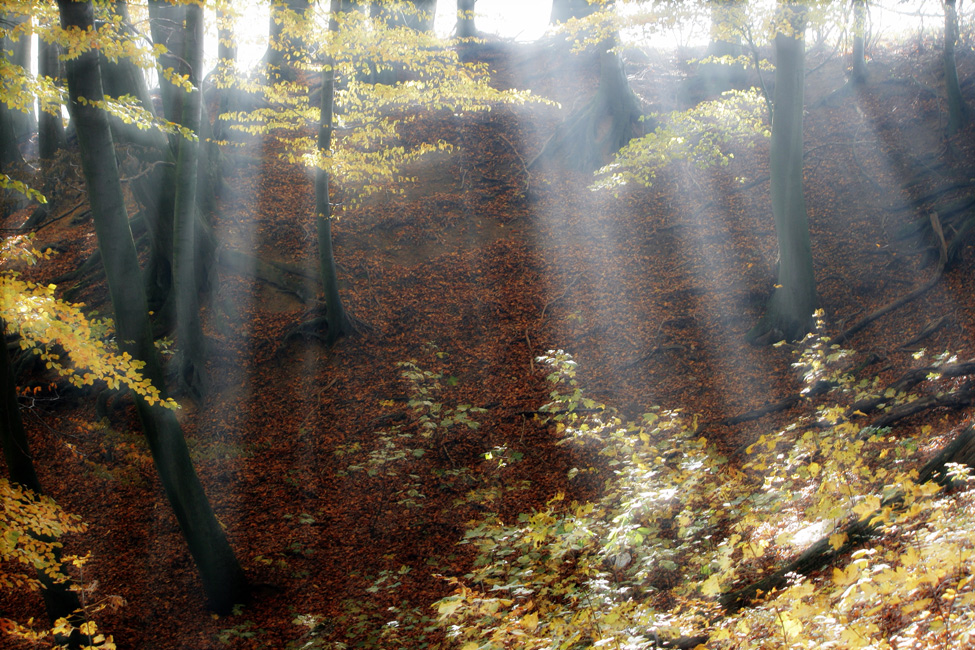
top-left (216, 247), bottom-right (317, 302)
top-left (275, 308), bottom-right (371, 355)
top-left (719, 380), bottom-right (834, 426)
top-left (865, 380), bottom-right (975, 433)
top-left (720, 424), bottom-right (975, 613)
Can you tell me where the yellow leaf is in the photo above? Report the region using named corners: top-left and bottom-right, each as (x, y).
top-left (829, 532), bottom-right (848, 551)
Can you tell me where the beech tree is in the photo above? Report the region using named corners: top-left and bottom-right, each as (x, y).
top-left (746, 1), bottom-right (816, 343)
top-left (532, 0), bottom-right (649, 172)
top-left (56, 0), bottom-right (247, 614)
top-left (227, 0), bottom-right (541, 343)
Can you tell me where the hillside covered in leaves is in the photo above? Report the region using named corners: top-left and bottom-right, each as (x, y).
top-left (4, 4), bottom-right (975, 650)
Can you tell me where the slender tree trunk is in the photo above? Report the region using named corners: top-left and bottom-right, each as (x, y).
top-left (531, 37), bottom-right (646, 172)
top-left (0, 320), bottom-right (84, 649)
top-left (101, 2), bottom-right (178, 324)
top-left (148, 0), bottom-right (187, 127)
top-left (747, 3), bottom-right (817, 344)
top-left (57, 0), bottom-right (247, 614)
top-left (172, 2), bottom-right (208, 398)
top-left (0, 11), bottom-right (26, 170)
top-left (316, 3), bottom-right (354, 343)
top-left (38, 39), bottom-right (66, 161)
top-left (550, 0), bottom-right (597, 23)
top-left (944, 0), bottom-right (969, 135)
top-left (850, 0), bottom-right (868, 84)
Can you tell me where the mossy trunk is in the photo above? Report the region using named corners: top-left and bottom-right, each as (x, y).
top-left (57, 0), bottom-right (247, 614)
top-left (748, 4), bottom-right (816, 344)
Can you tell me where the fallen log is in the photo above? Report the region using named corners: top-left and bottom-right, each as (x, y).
top-left (719, 425), bottom-right (975, 613)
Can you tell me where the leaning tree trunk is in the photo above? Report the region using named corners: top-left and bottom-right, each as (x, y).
top-left (0, 319), bottom-right (84, 649)
top-left (171, 2), bottom-right (208, 399)
top-left (747, 3), bottom-right (816, 344)
top-left (943, 0), bottom-right (969, 136)
top-left (57, 0), bottom-right (247, 615)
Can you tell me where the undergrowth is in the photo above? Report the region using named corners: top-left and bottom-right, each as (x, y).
top-left (430, 319), bottom-right (975, 650)
top-left (210, 322), bottom-right (975, 650)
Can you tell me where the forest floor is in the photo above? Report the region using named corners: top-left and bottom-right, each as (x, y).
top-left (4, 32), bottom-right (975, 650)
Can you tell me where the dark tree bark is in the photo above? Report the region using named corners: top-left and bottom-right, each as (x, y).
top-left (37, 39), bottom-right (66, 161)
top-left (550, 0), bottom-right (597, 24)
top-left (99, 2), bottom-right (179, 324)
top-left (316, 1), bottom-right (354, 344)
top-left (747, 3), bottom-right (817, 344)
top-left (0, 12), bottom-right (26, 170)
top-left (943, 0), bottom-right (969, 135)
top-left (57, 0), bottom-right (247, 614)
top-left (171, 2), bottom-right (208, 398)
top-left (697, 0), bottom-right (748, 94)
top-left (266, 0), bottom-right (312, 80)
top-left (849, 0), bottom-right (867, 84)
top-left (148, 0), bottom-right (188, 126)
top-left (372, 0), bottom-right (437, 31)
top-left (531, 39), bottom-right (647, 172)
top-left (2, 12), bottom-right (36, 146)
top-left (456, 0), bottom-right (478, 38)
top-left (0, 320), bottom-right (84, 648)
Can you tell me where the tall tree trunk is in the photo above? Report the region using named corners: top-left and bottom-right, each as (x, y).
top-left (531, 37), bottom-right (647, 172)
top-left (747, 3), bottom-right (817, 344)
top-left (317, 1), bottom-right (354, 344)
top-left (172, 2), bottom-right (208, 398)
top-left (0, 11), bottom-right (26, 170)
top-left (0, 320), bottom-right (84, 649)
top-left (3, 12), bottom-right (36, 146)
top-left (148, 0), bottom-right (188, 126)
top-left (943, 0), bottom-right (969, 136)
top-left (371, 0), bottom-right (437, 31)
top-left (850, 0), bottom-right (867, 84)
top-left (456, 0), bottom-right (478, 38)
top-left (57, 0), bottom-right (247, 614)
top-left (550, 0), bottom-right (597, 24)
top-left (266, 0), bottom-right (311, 80)
top-left (102, 2), bottom-right (178, 324)
top-left (698, 0), bottom-right (747, 94)
top-left (37, 39), bottom-right (66, 161)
